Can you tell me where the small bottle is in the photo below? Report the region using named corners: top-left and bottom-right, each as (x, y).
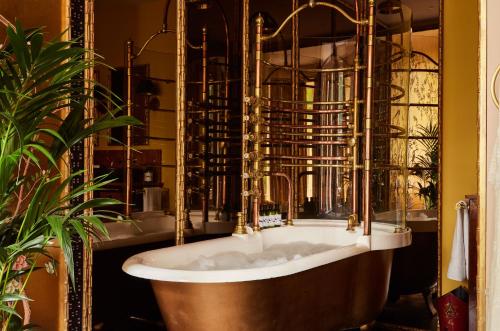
top-left (144, 168), bottom-right (154, 183)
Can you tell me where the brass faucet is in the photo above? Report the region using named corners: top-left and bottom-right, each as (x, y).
top-left (346, 214), bottom-right (358, 231)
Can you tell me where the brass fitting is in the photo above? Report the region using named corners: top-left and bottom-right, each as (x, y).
top-left (394, 226), bottom-right (407, 234)
top-left (346, 214), bottom-right (358, 231)
top-left (233, 212), bottom-right (248, 235)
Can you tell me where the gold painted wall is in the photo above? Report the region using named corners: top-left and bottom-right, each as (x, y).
top-left (441, 0), bottom-right (479, 293)
top-left (0, 2), bottom-right (69, 330)
top-left (0, 0), bottom-right (65, 40)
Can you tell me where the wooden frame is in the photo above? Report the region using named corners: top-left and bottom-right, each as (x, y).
top-left (69, 0), bottom-right (472, 330)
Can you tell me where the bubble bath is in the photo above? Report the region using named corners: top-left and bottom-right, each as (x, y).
top-left (175, 241), bottom-right (339, 271)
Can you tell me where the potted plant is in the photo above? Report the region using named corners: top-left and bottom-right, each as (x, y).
top-left (411, 121), bottom-right (439, 210)
top-left (0, 19), bottom-right (139, 330)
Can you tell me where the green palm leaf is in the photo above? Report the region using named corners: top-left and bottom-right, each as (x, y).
top-left (0, 21), bottom-right (141, 325)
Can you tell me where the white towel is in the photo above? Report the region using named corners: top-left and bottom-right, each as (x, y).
top-left (447, 205), bottom-right (469, 281)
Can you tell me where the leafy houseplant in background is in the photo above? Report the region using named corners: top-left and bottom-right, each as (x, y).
top-left (411, 121), bottom-right (438, 210)
top-left (0, 19), bottom-right (139, 330)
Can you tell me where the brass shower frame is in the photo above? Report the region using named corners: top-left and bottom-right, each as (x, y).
top-left (176, 0), bottom-right (187, 245)
top-left (245, 0), bottom-right (372, 234)
top-left (184, 27), bottom-right (213, 225)
top-left (180, 0), bottom-right (239, 239)
top-left (237, 0), bottom-right (250, 235)
top-left (363, 0), bottom-right (376, 235)
top-left (183, 0), bottom-right (410, 239)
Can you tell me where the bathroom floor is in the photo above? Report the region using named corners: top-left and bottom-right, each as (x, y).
top-left (374, 293), bottom-right (438, 331)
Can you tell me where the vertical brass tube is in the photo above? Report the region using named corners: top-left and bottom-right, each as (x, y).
top-left (221, 0), bottom-right (230, 215)
top-left (202, 27), bottom-right (208, 102)
top-left (350, 0), bottom-right (361, 227)
top-left (291, 0), bottom-right (300, 219)
top-left (201, 26), bottom-right (209, 224)
top-left (363, 0), bottom-right (376, 236)
top-left (83, 2), bottom-right (95, 328)
top-left (252, 15), bottom-right (264, 231)
top-left (235, 0), bottom-right (250, 235)
top-left (175, 0), bottom-right (187, 245)
top-left (125, 40), bottom-right (133, 218)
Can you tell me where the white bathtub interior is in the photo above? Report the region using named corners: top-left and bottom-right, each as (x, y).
top-left (122, 220), bottom-right (411, 283)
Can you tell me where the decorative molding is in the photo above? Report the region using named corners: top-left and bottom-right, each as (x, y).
top-left (67, 0), bottom-right (86, 330)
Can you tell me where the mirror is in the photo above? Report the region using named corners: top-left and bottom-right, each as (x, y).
top-left (85, 0), bottom-right (441, 330)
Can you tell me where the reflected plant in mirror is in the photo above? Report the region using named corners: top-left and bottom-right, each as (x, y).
top-left (0, 20), bottom-right (139, 330)
top-left (411, 121), bottom-right (439, 210)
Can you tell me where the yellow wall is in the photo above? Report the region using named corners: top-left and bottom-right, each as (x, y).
top-left (0, 0), bottom-right (65, 40)
top-left (0, 1), bottom-right (69, 330)
top-left (25, 247), bottom-right (68, 331)
top-left (441, 0), bottom-right (479, 293)
top-left (94, 0), bottom-right (177, 212)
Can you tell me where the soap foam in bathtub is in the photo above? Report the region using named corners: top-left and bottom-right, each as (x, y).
top-left (177, 241), bottom-right (338, 271)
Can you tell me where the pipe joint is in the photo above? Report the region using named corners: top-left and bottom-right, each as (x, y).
top-left (244, 133), bottom-right (255, 141)
top-left (242, 190), bottom-right (253, 197)
top-left (244, 96), bottom-right (257, 105)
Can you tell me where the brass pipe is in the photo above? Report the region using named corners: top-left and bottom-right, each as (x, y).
top-left (201, 27), bottom-right (208, 103)
top-left (280, 163), bottom-right (356, 169)
top-left (136, 29), bottom-right (175, 58)
top-left (201, 26), bottom-right (209, 224)
top-left (213, 0), bottom-right (230, 217)
top-left (175, 0), bottom-right (187, 245)
top-left (187, 39), bottom-right (203, 50)
top-left (235, 0), bottom-right (250, 235)
top-left (363, 0), bottom-right (376, 236)
top-left (261, 131), bottom-right (356, 138)
top-left (298, 170), bottom-right (316, 180)
top-left (351, 0), bottom-right (361, 227)
top-left (261, 97), bottom-right (354, 105)
top-left (265, 124), bottom-right (350, 130)
top-left (251, 15), bottom-right (264, 232)
top-left (261, 107), bottom-right (352, 115)
top-left (262, 139), bottom-right (348, 146)
top-left (261, 1), bottom-right (367, 42)
top-left (125, 40), bottom-right (133, 218)
top-left (262, 59), bottom-right (363, 73)
top-left (83, 2), bottom-right (95, 327)
top-left (291, 0), bottom-right (300, 220)
top-left (263, 172), bottom-right (293, 226)
top-left (266, 155), bottom-right (349, 161)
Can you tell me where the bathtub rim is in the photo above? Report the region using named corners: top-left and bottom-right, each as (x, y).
top-left (122, 220), bottom-right (411, 283)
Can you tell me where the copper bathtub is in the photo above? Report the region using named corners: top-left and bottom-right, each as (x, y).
top-left (123, 220), bottom-right (411, 331)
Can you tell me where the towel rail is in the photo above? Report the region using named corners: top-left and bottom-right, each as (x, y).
top-left (465, 195), bottom-right (478, 331)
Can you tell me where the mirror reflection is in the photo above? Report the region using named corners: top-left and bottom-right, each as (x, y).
top-left (91, 1), bottom-right (440, 330)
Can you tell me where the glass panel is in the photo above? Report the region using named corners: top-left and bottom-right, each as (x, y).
top-left (372, 5), bottom-right (412, 229)
top-left (407, 32), bottom-right (439, 213)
